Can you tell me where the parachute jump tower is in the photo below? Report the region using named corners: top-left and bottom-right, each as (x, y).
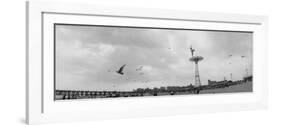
top-left (189, 46), bottom-right (204, 87)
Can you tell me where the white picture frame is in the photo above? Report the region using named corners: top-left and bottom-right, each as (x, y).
top-left (26, 1), bottom-right (268, 124)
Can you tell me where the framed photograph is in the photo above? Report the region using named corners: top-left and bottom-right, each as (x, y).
top-left (26, 1), bottom-right (268, 124)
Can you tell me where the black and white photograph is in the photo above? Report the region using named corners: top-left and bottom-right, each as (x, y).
top-left (54, 24), bottom-right (253, 100)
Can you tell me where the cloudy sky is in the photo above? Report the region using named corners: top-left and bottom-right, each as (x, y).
top-left (55, 24), bottom-right (252, 91)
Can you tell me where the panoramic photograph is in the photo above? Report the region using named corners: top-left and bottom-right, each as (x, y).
top-left (54, 24), bottom-right (253, 100)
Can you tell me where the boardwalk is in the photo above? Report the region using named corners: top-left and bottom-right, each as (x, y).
top-left (55, 80), bottom-right (252, 100)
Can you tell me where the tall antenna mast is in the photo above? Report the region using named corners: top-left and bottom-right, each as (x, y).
top-left (190, 45), bottom-right (195, 57)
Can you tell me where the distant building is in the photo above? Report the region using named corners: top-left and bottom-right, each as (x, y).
top-left (208, 79), bottom-right (228, 86)
top-left (243, 75), bottom-right (253, 82)
top-left (160, 87), bottom-right (166, 92)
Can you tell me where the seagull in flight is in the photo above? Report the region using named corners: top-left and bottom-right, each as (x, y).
top-left (136, 66), bottom-right (143, 71)
top-left (116, 64), bottom-right (126, 75)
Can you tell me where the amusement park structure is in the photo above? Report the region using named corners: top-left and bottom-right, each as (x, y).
top-left (189, 46), bottom-right (204, 87)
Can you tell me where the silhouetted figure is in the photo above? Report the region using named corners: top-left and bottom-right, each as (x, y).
top-left (62, 95), bottom-right (66, 100)
top-left (116, 64), bottom-right (126, 75)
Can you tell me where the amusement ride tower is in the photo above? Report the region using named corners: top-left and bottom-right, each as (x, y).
top-left (189, 46), bottom-right (204, 87)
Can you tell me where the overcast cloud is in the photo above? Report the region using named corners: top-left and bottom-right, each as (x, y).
top-left (55, 25), bottom-right (252, 91)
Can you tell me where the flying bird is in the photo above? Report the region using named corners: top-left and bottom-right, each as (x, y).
top-left (136, 66), bottom-right (143, 71)
top-left (241, 56), bottom-right (246, 58)
top-left (228, 54), bottom-right (232, 57)
top-left (116, 64), bottom-right (126, 75)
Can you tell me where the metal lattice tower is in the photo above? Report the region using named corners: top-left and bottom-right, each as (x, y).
top-left (189, 46), bottom-right (203, 87)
